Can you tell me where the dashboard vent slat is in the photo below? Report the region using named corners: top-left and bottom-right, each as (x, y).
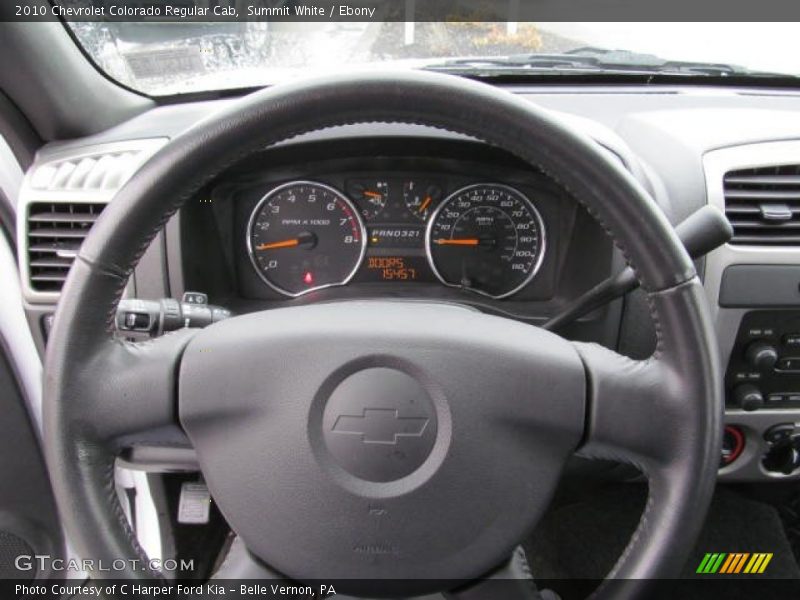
top-left (725, 175), bottom-right (800, 186)
top-left (725, 189), bottom-right (800, 201)
top-left (28, 212), bottom-right (99, 224)
top-left (28, 227), bottom-right (94, 239)
top-left (29, 257), bottom-right (74, 268)
top-left (723, 164), bottom-right (800, 246)
top-left (28, 241), bottom-right (82, 254)
top-left (727, 234), bottom-right (800, 245)
top-left (727, 220), bottom-right (800, 229)
top-left (30, 272), bottom-right (70, 283)
top-left (26, 202), bottom-right (106, 292)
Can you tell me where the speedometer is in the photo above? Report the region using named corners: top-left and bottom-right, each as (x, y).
top-left (425, 183), bottom-right (545, 298)
top-left (247, 181), bottom-right (366, 297)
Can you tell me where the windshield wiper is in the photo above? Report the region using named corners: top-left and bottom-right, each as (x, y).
top-left (423, 47), bottom-right (794, 78)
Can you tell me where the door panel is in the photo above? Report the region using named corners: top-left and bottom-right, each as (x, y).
top-left (0, 133), bottom-right (62, 580)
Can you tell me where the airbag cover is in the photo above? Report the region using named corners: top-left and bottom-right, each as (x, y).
top-left (179, 301), bottom-right (585, 590)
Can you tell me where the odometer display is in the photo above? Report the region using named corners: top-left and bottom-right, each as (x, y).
top-left (425, 183), bottom-right (545, 298)
top-left (247, 181), bottom-right (366, 297)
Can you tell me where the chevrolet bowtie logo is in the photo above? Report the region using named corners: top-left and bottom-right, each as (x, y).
top-left (331, 408), bottom-right (430, 445)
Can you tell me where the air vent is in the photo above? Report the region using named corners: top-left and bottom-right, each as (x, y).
top-left (26, 202), bottom-right (105, 292)
top-left (724, 165), bottom-right (800, 245)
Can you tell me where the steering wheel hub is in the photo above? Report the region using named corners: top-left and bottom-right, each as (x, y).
top-left (178, 301), bottom-right (585, 591)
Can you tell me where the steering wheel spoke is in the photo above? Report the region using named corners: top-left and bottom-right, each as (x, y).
top-left (95, 330), bottom-right (198, 447)
top-left (574, 279), bottom-right (721, 472)
top-left (48, 322), bottom-right (197, 450)
top-left (572, 342), bottom-right (679, 467)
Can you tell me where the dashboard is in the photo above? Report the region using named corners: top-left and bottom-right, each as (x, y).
top-left (19, 83), bottom-right (800, 481)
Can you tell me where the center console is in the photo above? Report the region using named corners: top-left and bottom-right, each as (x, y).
top-left (704, 141), bottom-right (800, 480)
top-left (725, 311), bottom-right (800, 412)
top-left (724, 311), bottom-right (800, 475)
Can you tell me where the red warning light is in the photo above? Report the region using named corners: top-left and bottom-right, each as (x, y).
top-left (303, 271), bottom-right (314, 285)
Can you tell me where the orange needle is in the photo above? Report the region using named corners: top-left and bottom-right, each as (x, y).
top-left (256, 238), bottom-right (300, 250)
top-left (435, 238), bottom-right (480, 246)
top-left (363, 190), bottom-right (383, 199)
top-left (418, 196), bottom-right (432, 213)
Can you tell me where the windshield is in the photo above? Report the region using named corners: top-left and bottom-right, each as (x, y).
top-left (67, 22), bottom-right (800, 96)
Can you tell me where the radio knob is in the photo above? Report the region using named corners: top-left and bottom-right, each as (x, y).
top-left (745, 341), bottom-right (779, 371)
top-left (733, 384), bottom-right (764, 412)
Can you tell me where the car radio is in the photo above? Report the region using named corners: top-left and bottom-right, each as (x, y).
top-left (725, 310), bottom-right (800, 411)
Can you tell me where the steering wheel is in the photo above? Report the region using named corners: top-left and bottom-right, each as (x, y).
top-left (43, 71), bottom-right (722, 599)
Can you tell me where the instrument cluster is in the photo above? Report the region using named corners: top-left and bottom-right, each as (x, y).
top-left (245, 174), bottom-right (549, 300)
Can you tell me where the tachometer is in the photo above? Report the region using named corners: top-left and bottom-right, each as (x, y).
top-left (425, 183), bottom-right (545, 298)
top-left (247, 181), bottom-right (366, 297)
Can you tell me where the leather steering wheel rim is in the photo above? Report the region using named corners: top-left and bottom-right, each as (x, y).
top-left (43, 71), bottom-right (722, 599)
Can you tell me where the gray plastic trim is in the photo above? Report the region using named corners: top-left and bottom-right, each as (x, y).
top-left (0, 132), bottom-right (39, 429)
top-left (0, 134), bottom-right (23, 211)
top-left (719, 264), bottom-right (800, 307)
top-left (0, 219), bottom-right (42, 433)
top-left (721, 409), bottom-right (800, 480)
top-left (703, 140), bottom-right (800, 481)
